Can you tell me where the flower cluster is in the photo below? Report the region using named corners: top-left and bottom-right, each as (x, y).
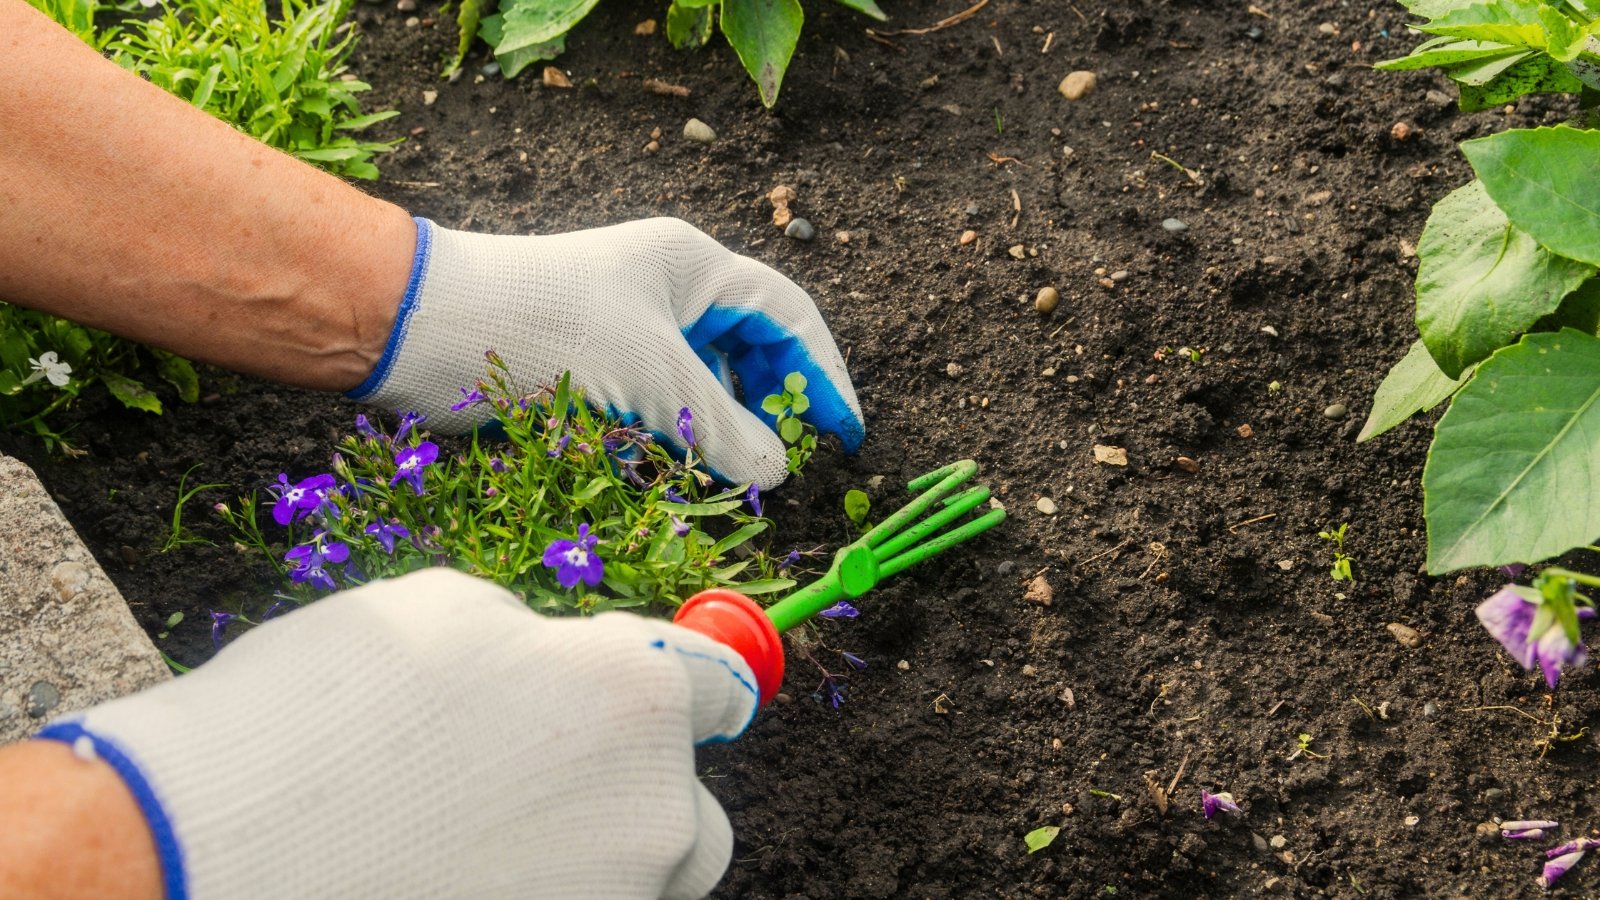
top-left (1487, 820), bottom-right (1600, 888)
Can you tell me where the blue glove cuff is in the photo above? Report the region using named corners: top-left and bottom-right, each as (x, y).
top-left (347, 216), bottom-right (435, 402)
top-left (35, 721), bottom-right (189, 900)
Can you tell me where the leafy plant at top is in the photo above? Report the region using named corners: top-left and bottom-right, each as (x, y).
top-left (452, 0), bottom-right (887, 108)
top-left (8, 0), bottom-right (397, 448)
top-left (216, 358), bottom-right (811, 628)
top-left (1364, 1), bottom-right (1600, 574)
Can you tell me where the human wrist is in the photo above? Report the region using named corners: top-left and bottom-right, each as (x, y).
top-left (0, 740), bottom-right (161, 900)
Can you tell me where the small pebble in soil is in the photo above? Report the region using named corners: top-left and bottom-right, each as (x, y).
top-left (422, 89), bottom-right (438, 106)
top-left (1021, 664), bottom-right (1038, 677)
top-left (784, 218), bottom-right (814, 241)
top-left (1405, 815), bottom-right (1420, 827)
top-left (395, 0), bottom-right (415, 9)
top-left (27, 681), bottom-right (60, 718)
top-left (897, 659), bottom-right (911, 671)
top-left (997, 560), bottom-right (1017, 576)
top-left (1162, 217), bottom-right (1189, 233)
top-left (1036, 497), bottom-right (1058, 515)
top-left (1110, 270), bottom-right (1130, 282)
top-left (1424, 701), bottom-right (1439, 717)
top-left (774, 692), bottom-right (793, 704)
top-left (1024, 574), bottom-right (1054, 606)
top-left (1475, 821), bottom-right (1502, 841)
top-left (1252, 833), bottom-right (1271, 853)
top-left (835, 231), bottom-right (850, 244)
top-left (1391, 121), bottom-right (1415, 141)
top-left (959, 229), bottom-right (977, 245)
top-left (1269, 835), bottom-right (1288, 850)
top-left (1387, 622), bottom-right (1424, 648)
top-left (1174, 456), bottom-right (1200, 474)
top-left (541, 67), bottom-right (572, 88)
top-left (482, 62), bottom-right (501, 78)
top-left (403, 15), bottom-right (419, 27)
top-left (1317, 21), bottom-right (1338, 35)
top-left (1008, 244), bottom-right (1026, 259)
top-left (1246, 25), bottom-right (1264, 41)
top-left (1058, 70), bottom-right (1097, 101)
top-left (682, 118), bottom-right (717, 143)
top-left (1035, 286), bottom-right (1060, 313)
top-left (946, 362), bottom-right (964, 377)
top-left (1261, 325), bottom-right (1279, 337)
top-left (1323, 403), bottom-right (1348, 420)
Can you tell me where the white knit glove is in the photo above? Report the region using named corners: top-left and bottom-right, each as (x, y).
top-left (348, 217), bottom-right (865, 489)
top-left (34, 569), bottom-right (759, 900)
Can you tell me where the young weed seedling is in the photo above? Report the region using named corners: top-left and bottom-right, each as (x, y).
top-left (1318, 522), bottom-right (1355, 582)
top-left (843, 489), bottom-right (871, 532)
top-left (1288, 732), bottom-right (1330, 761)
top-left (161, 464), bottom-right (227, 553)
top-left (761, 372), bottom-right (818, 476)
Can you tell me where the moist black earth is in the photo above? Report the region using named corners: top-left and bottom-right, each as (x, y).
top-left (9, 0), bottom-right (1600, 896)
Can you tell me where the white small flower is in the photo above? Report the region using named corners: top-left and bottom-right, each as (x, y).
top-left (138, 0), bottom-right (160, 7)
top-left (27, 351), bottom-right (72, 387)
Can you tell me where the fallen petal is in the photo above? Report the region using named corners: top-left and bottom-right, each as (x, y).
top-left (1539, 849), bottom-right (1586, 888)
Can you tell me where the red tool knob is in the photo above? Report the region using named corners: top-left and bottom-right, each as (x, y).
top-left (673, 589), bottom-right (785, 707)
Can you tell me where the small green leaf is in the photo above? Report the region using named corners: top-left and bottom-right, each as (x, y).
top-left (102, 372), bottom-right (163, 414)
top-left (153, 351), bottom-right (201, 404)
top-left (1359, 339), bottom-right (1473, 442)
top-left (720, 0), bottom-right (803, 108)
top-left (731, 577), bottom-right (796, 595)
top-left (784, 371), bottom-right (807, 394)
top-left (668, 499), bottom-right (744, 516)
top-left (666, 0), bottom-right (716, 49)
top-left (827, 0), bottom-right (886, 19)
top-left (1415, 180), bottom-right (1595, 377)
top-left (1463, 126), bottom-right (1600, 265)
top-left (484, 0), bottom-right (601, 57)
top-left (779, 416), bottom-right (803, 443)
top-left (844, 488), bottom-right (870, 526)
top-left (165, 611), bottom-right (184, 628)
top-left (789, 392), bottom-right (810, 415)
top-left (1024, 825), bottom-right (1060, 854)
top-left (334, 110), bottom-right (401, 131)
top-left (1425, 329), bottom-right (1600, 572)
top-left (711, 521), bottom-right (767, 557)
top-left (0, 370), bottom-right (22, 397)
top-left (761, 394), bottom-right (787, 415)
top-left (444, 0), bottom-right (486, 77)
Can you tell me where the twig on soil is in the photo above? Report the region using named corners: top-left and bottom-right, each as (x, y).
top-left (642, 79), bottom-right (690, 97)
top-left (1464, 704), bottom-right (1588, 758)
top-left (1048, 317), bottom-right (1076, 340)
top-left (1166, 749), bottom-right (1190, 799)
top-left (1041, 31), bottom-right (1054, 53)
top-left (1350, 697), bottom-right (1377, 721)
top-left (986, 152), bottom-right (1025, 167)
top-left (387, 180), bottom-right (442, 188)
top-left (1076, 538), bottom-right (1133, 569)
top-left (867, 0), bottom-right (990, 37)
top-left (991, 35), bottom-right (1004, 57)
top-left (1069, 4), bottom-right (1086, 22)
top-left (1139, 541), bottom-right (1168, 579)
top-left (1010, 187), bottom-right (1021, 229)
top-left (864, 31), bottom-right (904, 51)
top-left (1228, 512), bottom-right (1277, 533)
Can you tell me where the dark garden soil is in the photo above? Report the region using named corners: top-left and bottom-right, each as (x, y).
top-left (11, 0), bottom-right (1600, 895)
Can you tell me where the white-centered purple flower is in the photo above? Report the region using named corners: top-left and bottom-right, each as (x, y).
top-left (1201, 790), bottom-right (1241, 820)
top-left (1540, 848), bottom-right (1587, 889)
top-left (390, 441), bottom-right (439, 495)
top-left (746, 483), bottom-right (763, 517)
top-left (541, 523), bottom-right (604, 589)
top-left (364, 520), bottom-right (411, 555)
top-left (1477, 587), bottom-right (1591, 688)
top-left (271, 473), bottom-right (336, 527)
top-left (819, 601), bottom-right (859, 619)
top-left (676, 407), bottom-right (696, 446)
top-left (285, 532), bottom-right (351, 592)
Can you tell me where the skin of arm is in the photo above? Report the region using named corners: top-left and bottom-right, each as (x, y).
top-left (0, 741), bottom-right (162, 900)
top-left (0, 0), bottom-right (415, 391)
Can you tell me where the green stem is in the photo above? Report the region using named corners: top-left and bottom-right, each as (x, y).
top-left (1541, 566), bottom-right (1600, 590)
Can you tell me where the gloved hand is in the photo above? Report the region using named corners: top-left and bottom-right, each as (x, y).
top-left (35, 569), bottom-right (759, 899)
top-left (347, 217), bottom-right (865, 489)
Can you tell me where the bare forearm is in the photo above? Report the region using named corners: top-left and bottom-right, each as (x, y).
top-left (0, 741), bottom-right (161, 900)
top-left (0, 0), bottom-right (413, 391)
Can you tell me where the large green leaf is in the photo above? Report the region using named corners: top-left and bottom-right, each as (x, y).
top-left (152, 350), bottom-right (200, 404)
top-left (720, 0), bottom-right (803, 108)
top-left (102, 372), bottom-right (163, 414)
top-left (1359, 339), bottom-right (1474, 442)
top-left (1464, 126), bottom-right (1600, 265)
top-left (488, 0), bottom-right (601, 56)
top-left (1419, 0), bottom-right (1546, 48)
top-left (1456, 53), bottom-right (1585, 108)
top-left (1375, 36), bottom-right (1527, 72)
top-left (1424, 328), bottom-right (1600, 572)
top-left (1400, 0), bottom-right (1485, 15)
top-left (479, 13), bottom-right (566, 77)
top-left (1415, 180), bottom-right (1595, 377)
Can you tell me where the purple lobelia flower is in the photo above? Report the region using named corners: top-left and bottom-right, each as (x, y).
top-left (355, 414), bottom-right (383, 441)
top-left (777, 549), bottom-right (802, 570)
top-left (1540, 848), bottom-right (1587, 889)
top-left (394, 411), bottom-right (427, 444)
top-left (819, 601), bottom-right (859, 619)
top-left (745, 483), bottom-right (763, 517)
top-left (842, 651), bottom-right (868, 670)
top-left (271, 473), bottom-right (337, 527)
top-left (488, 455), bottom-right (510, 474)
top-left (671, 515), bottom-right (691, 537)
top-left (1201, 790), bottom-right (1241, 820)
top-left (821, 679), bottom-right (847, 709)
top-left (676, 407), bottom-right (696, 446)
top-left (665, 486), bottom-right (688, 504)
top-left (1477, 587), bottom-right (1592, 688)
top-left (547, 434), bottom-right (570, 458)
top-left (285, 532), bottom-right (351, 592)
top-left (449, 386), bottom-right (487, 412)
top-left (391, 441), bottom-right (439, 495)
top-left (1501, 820), bottom-right (1560, 840)
top-left (364, 520), bottom-right (411, 555)
top-left (542, 523), bottom-right (604, 589)
top-left (1547, 838), bottom-right (1600, 858)
top-left (262, 600), bottom-right (291, 621)
top-left (210, 611), bottom-right (235, 650)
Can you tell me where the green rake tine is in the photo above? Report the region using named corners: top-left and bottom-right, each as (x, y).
top-left (859, 460), bottom-right (978, 550)
top-left (875, 507), bottom-right (1007, 581)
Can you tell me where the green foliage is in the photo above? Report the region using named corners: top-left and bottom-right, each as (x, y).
top-left (9, 0), bottom-right (397, 447)
top-left (1370, 3), bottom-right (1600, 573)
top-left (761, 371), bottom-right (818, 475)
top-left (1424, 330), bottom-right (1600, 572)
top-left (220, 365), bottom-right (804, 616)
top-left (1317, 523), bottom-right (1356, 582)
top-left (1023, 825), bottom-right (1060, 854)
top-left (108, 0), bottom-right (400, 180)
top-left (161, 464), bottom-right (227, 553)
top-left (468, 0), bottom-right (886, 107)
top-left (843, 488), bottom-right (870, 530)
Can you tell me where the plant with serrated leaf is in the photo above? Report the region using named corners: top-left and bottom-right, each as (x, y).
top-left (448, 0), bottom-right (887, 108)
top-left (1362, 0), bottom-right (1600, 574)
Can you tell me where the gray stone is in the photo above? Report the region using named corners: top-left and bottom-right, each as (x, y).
top-left (1162, 217), bottom-right (1189, 233)
top-left (784, 218), bottom-right (814, 241)
top-left (395, 0), bottom-right (415, 9)
top-left (481, 62), bottom-right (501, 78)
top-left (1, 453), bottom-right (168, 744)
top-left (683, 118), bottom-right (717, 144)
top-left (1324, 403), bottom-right (1348, 420)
